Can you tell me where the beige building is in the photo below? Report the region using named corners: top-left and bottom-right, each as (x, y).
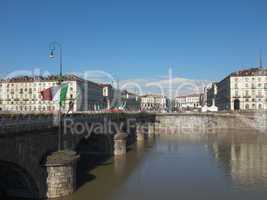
top-left (140, 94), bottom-right (169, 112)
top-left (215, 67), bottom-right (267, 111)
top-left (0, 75), bottom-right (105, 112)
top-left (175, 94), bottom-right (201, 111)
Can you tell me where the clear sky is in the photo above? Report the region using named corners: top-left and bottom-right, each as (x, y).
top-left (0, 0), bottom-right (267, 81)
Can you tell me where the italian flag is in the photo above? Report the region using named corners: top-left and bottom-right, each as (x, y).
top-left (41, 84), bottom-right (68, 105)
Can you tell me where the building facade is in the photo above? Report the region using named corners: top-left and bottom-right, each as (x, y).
top-left (140, 94), bottom-right (169, 112)
top-left (206, 82), bottom-right (218, 107)
top-left (0, 75), bottom-right (105, 112)
top-left (215, 67), bottom-right (267, 111)
top-left (174, 94), bottom-right (201, 111)
top-left (121, 90), bottom-right (140, 111)
top-left (99, 84), bottom-right (114, 110)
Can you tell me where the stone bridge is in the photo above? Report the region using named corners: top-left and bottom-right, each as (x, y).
top-left (0, 112), bottom-right (156, 199)
top-left (0, 111), bottom-right (266, 199)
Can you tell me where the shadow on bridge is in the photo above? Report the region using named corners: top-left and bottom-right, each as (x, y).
top-left (0, 161), bottom-right (40, 199)
top-left (75, 133), bottom-right (114, 189)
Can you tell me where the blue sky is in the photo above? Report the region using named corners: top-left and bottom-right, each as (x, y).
top-left (0, 0), bottom-right (267, 81)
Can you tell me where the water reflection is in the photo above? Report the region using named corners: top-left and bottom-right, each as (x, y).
top-left (211, 133), bottom-right (267, 188)
top-left (136, 139), bottom-right (145, 158)
top-left (114, 155), bottom-right (126, 176)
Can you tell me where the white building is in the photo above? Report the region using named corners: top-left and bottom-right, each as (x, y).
top-left (0, 75), bottom-right (105, 112)
top-left (216, 67), bottom-right (267, 111)
top-left (140, 94), bottom-right (169, 112)
top-left (175, 94), bottom-right (201, 111)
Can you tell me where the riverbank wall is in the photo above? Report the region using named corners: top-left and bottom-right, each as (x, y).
top-left (154, 112), bottom-right (267, 135)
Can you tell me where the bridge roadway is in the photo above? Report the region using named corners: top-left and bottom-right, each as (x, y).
top-left (0, 112), bottom-right (156, 199)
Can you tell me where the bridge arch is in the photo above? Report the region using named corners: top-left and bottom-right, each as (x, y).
top-left (76, 133), bottom-right (113, 155)
top-left (0, 161), bottom-right (39, 199)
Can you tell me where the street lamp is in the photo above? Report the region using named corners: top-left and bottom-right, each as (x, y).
top-left (49, 41), bottom-right (63, 151)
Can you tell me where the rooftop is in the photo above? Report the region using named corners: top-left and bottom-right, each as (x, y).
top-left (176, 94), bottom-right (201, 98)
top-left (141, 94), bottom-right (167, 98)
top-left (98, 83), bottom-right (113, 88)
top-left (121, 90), bottom-right (138, 96)
top-left (230, 67), bottom-right (267, 77)
top-left (0, 74), bottom-right (84, 83)
top-left (0, 74), bottom-right (102, 87)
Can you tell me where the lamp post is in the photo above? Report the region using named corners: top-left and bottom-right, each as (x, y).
top-left (49, 41), bottom-right (63, 151)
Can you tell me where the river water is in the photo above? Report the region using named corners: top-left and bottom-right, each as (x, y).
top-left (68, 132), bottom-right (267, 200)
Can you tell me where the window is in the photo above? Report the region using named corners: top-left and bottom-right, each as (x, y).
top-left (245, 104), bottom-right (249, 109)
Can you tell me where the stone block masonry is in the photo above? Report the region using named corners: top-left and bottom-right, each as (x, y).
top-left (155, 112), bottom-right (267, 135)
top-left (114, 131), bottom-right (128, 156)
top-left (44, 151), bottom-right (79, 199)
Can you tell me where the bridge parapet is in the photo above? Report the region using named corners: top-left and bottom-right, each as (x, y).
top-left (0, 113), bottom-right (57, 135)
top-left (0, 112), bottom-right (156, 135)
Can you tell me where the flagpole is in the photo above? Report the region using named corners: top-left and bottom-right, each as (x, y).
top-left (49, 41), bottom-right (63, 151)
